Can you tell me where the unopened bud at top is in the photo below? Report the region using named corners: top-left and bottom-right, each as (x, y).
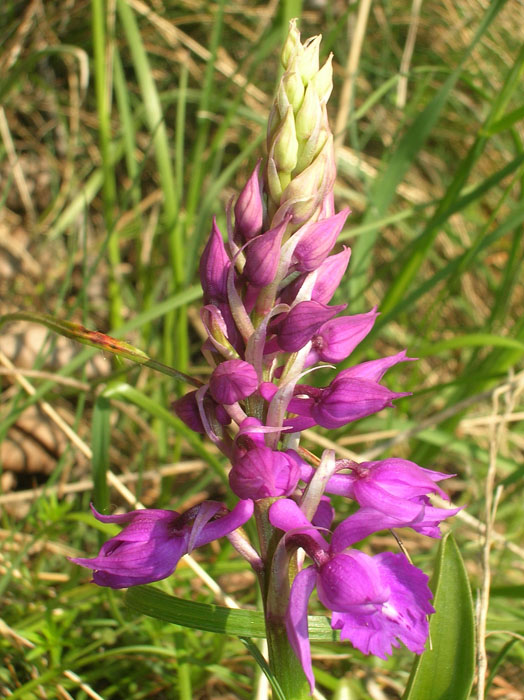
top-left (271, 106), bottom-right (299, 174)
top-left (281, 19), bottom-right (302, 69)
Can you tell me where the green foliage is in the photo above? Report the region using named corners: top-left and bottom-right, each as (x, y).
top-left (403, 534), bottom-right (475, 700)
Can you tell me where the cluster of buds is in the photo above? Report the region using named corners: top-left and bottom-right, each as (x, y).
top-left (73, 21), bottom-right (459, 693)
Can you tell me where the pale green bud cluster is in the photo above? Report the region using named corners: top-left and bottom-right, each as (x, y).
top-left (266, 19), bottom-right (336, 226)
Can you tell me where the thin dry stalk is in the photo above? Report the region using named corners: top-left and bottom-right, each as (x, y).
top-left (0, 460), bottom-right (206, 505)
top-left (0, 107), bottom-right (36, 221)
top-left (396, 0), bottom-right (423, 108)
top-left (476, 375), bottom-right (523, 699)
top-left (360, 371), bottom-right (524, 460)
top-left (334, 0), bottom-right (373, 151)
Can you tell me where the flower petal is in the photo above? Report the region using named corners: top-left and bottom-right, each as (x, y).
top-left (285, 566), bottom-right (318, 694)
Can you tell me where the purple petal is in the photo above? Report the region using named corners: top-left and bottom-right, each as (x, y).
top-left (311, 247), bottom-right (351, 304)
top-left (332, 553), bottom-right (433, 659)
top-left (285, 567), bottom-right (318, 694)
top-left (358, 458), bottom-right (452, 500)
top-left (243, 219), bottom-right (288, 287)
top-left (317, 550), bottom-right (389, 610)
top-left (277, 301), bottom-right (346, 352)
top-left (229, 447), bottom-right (301, 500)
top-left (293, 209), bottom-right (350, 272)
top-left (269, 498), bottom-right (328, 549)
top-left (234, 161), bottom-right (263, 240)
top-left (340, 350), bottom-right (414, 383)
top-left (311, 308), bottom-right (378, 363)
top-left (172, 390), bottom-right (206, 433)
top-left (209, 360), bottom-right (258, 405)
top-left (199, 218), bottom-right (231, 303)
top-left (312, 378), bottom-right (409, 429)
top-left (311, 497), bottom-right (335, 529)
top-left (70, 509), bottom-right (185, 589)
top-left (330, 507), bottom-right (407, 551)
top-left (193, 499), bottom-right (254, 547)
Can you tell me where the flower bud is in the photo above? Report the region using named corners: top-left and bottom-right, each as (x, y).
top-left (283, 65), bottom-right (305, 113)
top-left (295, 84), bottom-right (322, 142)
top-left (266, 156), bottom-right (283, 204)
top-left (281, 18), bottom-right (302, 69)
top-left (275, 134), bottom-right (334, 224)
top-left (199, 218), bottom-right (230, 302)
top-left (234, 162), bottom-right (264, 241)
top-left (229, 446), bottom-right (302, 500)
top-left (276, 301), bottom-right (346, 352)
top-left (200, 305), bottom-right (239, 359)
top-left (298, 35), bottom-right (321, 83)
top-left (311, 247), bottom-right (351, 304)
top-left (293, 208), bottom-right (350, 272)
top-left (309, 308), bottom-right (378, 364)
top-left (243, 218), bottom-right (288, 287)
top-left (310, 379), bottom-right (410, 429)
top-left (311, 53), bottom-right (333, 103)
top-left (272, 106), bottom-right (298, 174)
top-left (172, 390), bottom-right (206, 433)
top-left (209, 360), bottom-right (258, 405)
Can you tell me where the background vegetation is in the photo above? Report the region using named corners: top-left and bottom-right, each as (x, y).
top-left (1, 0), bottom-right (523, 697)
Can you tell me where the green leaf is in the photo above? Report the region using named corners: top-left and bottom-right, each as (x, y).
top-left (91, 395), bottom-right (111, 512)
top-left (417, 333), bottom-right (524, 357)
top-left (402, 534), bottom-right (475, 700)
top-left (125, 585), bottom-right (338, 642)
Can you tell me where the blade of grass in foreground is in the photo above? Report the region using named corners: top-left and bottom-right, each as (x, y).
top-left (402, 534), bottom-right (475, 700)
top-left (92, 0), bottom-right (121, 328)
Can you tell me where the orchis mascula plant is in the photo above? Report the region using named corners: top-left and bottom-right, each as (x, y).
top-left (72, 21), bottom-right (460, 697)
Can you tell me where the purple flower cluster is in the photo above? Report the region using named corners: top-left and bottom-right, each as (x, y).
top-left (72, 21), bottom-right (460, 692)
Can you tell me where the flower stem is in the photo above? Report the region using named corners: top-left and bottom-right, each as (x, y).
top-left (254, 500), bottom-right (311, 698)
top-left (265, 618), bottom-right (310, 699)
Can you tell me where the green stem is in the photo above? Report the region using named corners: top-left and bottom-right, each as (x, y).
top-left (254, 500), bottom-right (310, 699)
top-left (92, 0), bottom-right (122, 328)
top-left (265, 618), bottom-right (310, 699)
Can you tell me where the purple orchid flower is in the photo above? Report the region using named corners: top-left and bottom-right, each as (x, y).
top-left (293, 208), bottom-right (350, 272)
top-left (276, 301), bottom-right (346, 352)
top-left (306, 307), bottom-right (378, 365)
top-left (209, 360), bottom-right (259, 405)
top-left (270, 498), bottom-right (434, 692)
top-left (71, 500), bottom-right (253, 588)
top-left (229, 445), bottom-right (303, 500)
top-left (300, 457), bottom-right (461, 538)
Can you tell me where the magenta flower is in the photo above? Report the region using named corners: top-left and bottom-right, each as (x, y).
top-left (307, 307), bottom-right (378, 365)
top-left (71, 500), bottom-right (253, 589)
top-left (283, 377), bottom-right (410, 430)
top-left (300, 457), bottom-right (461, 538)
top-left (276, 301), bottom-right (346, 352)
top-left (209, 360), bottom-right (258, 405)
top-left (270, 499), bottom-right (434, 692)
top-left (229, 446), bottom-right (302, 500)
top-left (243, 219), bottom-right (288, 287)
top-left (293, 208), bottom-right (350, 271)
